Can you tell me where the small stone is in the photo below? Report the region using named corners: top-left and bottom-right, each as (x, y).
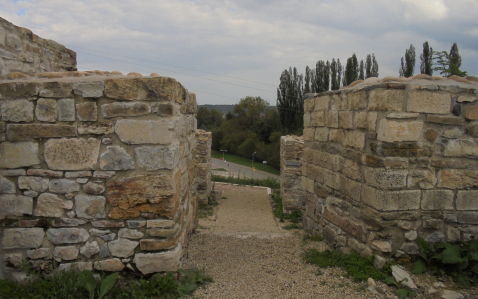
top-left (93, 171), bottom-right (115, 178)
top-left (2, 228), bottom-right (44, 249)
top-left (99, 244), bottom-right (110, 258)
top-left (67, 211), bottom-right (76, 218)
top-left (441, 290), bottom-right (464, 299)
top-left (27, 248), bottom-right (51, 260)
top-left (392, 265), bottom-right (417, 289)
top-left (427, 115), bottom-right (464, 126)
top-left (1, 100), bottom-right (34, 122)
top-left (78, 123), bottom-right (114, 135)
top-left (101, 233), bottom-right (116, 241)
top-left (400, 243), bottom-right (419, 255)
top-left (367, 277), bottom-right (376, 287)
top-left (427, 232), bottom-right (446, 243)
top-left (82, 182), bottom-right (105, 194)
top-left (102, 138), bottom-right (113, 144)
top-left (405, 230), bottom-right (417, 241)
top-left (34, 193), bottom-right (73, 217)
top-left (465, 124), bottom-right (478, 137)
top-left (75, 195), bottom-right (106, 219)
top-left (429, 287), bottom-right (438, 294)
top-left (53, 246), bottom-right (79, 261)
top-left (0, 195), bottom-right (33, 219)
top-left (94, 258), bottom-right (125, 272)
top-left (18, 176), bottom-right (49, 192)
top-left (0, 177), bottom-right (15, 194)
top-left (65, 171), bottom-right (92, 178)
top-left (49, 179), bottom-right (80, 193)
top-left (99, 146), bottom-right (135, 170)
top-left (373, 255), bottom-right (387, 269)
top-left (4, 253), bottom-right (23, 267)
top-left (76, 102), bottom-right (97, 121)
top-left (371, 241), bottom-right (392, 253)
top-left (58, 99), bottom-right (75, 121)
top-left (108, 238), bottom-right (139, 258)
top-left (23, 190), bottom-right (38, 197)
top-left (89, 229), bottom-right (110, 236)
top-left (56, 262), bottom-right (92, 273)
top-left (26, 169), bottom-right (63, 177)
top-left (463, 106), bottom-right (478, 120)
top-left (147, 219), bottom-right (176, 229)
top-left (92, 220), bottom-right (124, 228)
top-left (72, 81), bottom-right (104, 98)
top-left (35, 98), bottom-right (57, 122)
top-left (0, 169), bottom-right (26, 176)
top-left (76, 178), bottom-right (88, 184)
top-left (134, 243), bottom-right (182, 274)
top-left (118, 228), bottom-right (144, 239)
top-left (127, 220), bottom-right (146, 229)
top-left (451, 104), bottom-right (462, 116)
top-left (434, 282), bottom-right (446, 288)
top-left (46, 228), bottom-right (90, 244)
top-left (52, 218), bottom-right (87, 227)
top-left (80, 241), bottom-right (100, 258)
top-left (126, 263), bottom-right (135, 271)
top-left (442, 128), bottom-right (462, 139)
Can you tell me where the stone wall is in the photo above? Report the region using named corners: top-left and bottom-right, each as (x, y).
top-left (0, 17), bottom-right (77, 79)
top-left (0, 71), bottom-right (204, 279)
top-left (282, 74), bottom-right (478, 264)
top-left (280, 135), bottom-right (305, 212)
top-left (195, 130), bottom-right (212, 205)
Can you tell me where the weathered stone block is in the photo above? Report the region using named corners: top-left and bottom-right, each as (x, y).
top-left (323, 207), bottom-right (366, 242)
top-left (27, 248), bottom-right (51, 260)
top-left (303, 127), bottom-right (315, 141)
top-left (365, 168), bottom-right (407, 189)
top-left (101, 102), bottom-right (151, 118)
top-left (330, 94), bottom-right (348, 110)
top-left (146, 224), bottom-right (180, 238)
top-left (438, 169), bottom-right (478, 189)
top-left (76, 102), bottom-right (97, 121)
top-left (1, 100), bottom-right (34, 122)
top-left (442, 128), bottom-right (463, 139)
top-left (0, 195), bottom-right (33, 219)
top-left (407, 169), bottom-right (437, 189)
top-left (49, 179), bottom-right (80, 193)
top-left (314, 127), bottom-right (329, 142)
top-left (314, 96), bottom-right (329, 111)
top-left (387, 112), bottom-right (419, 119)
top-left (407, 92), bottom-right (451, 114)
top-left (72, 81), bottom-right (104, 98)
top-left (18, 176), bottom-right (49, 192)
top-left (458, 212), bottom-right (478, 224)
top-left (325, 111), bottom-right (338, 128)
top-left (35, 193), bottom-right (73, 217)
top-left (104, 77), bottom-right (186, 102)
top-left (347, 91), bottom-right (367, 110)
top-left (58, 98), bottom-right (75, 121)
top-left (118, 228), bottom-right (144, 239)
top-left (75, 195), bottom-right (106, 219)
top-left (92, 220), bottom-right (124, 228)
top-left (115, 120), bottom-right (174, 144)
top-left (339, 175), bottom-right (362, 202)
top-left (2, 228), bottom-right (44, 249)
top-left (304, 98), bottom-right (315, 112)
top-left (133, 243), bottom-right (182, 274)
top-left (303, 113), bottom-right (311, 127)
top-left (106, 172), bottom-right (181, 220)
top-left (362, 186), bottom-right (420, 211)
top-left (80, 241), bottom-right (100, 258)
top-left (108, 239), bottom-right (139, 258)
top-left (427, 115), bottom-right (465, 125)
top-left (0, 169), bottom-right (26, 176)
top-left (466, 124), bottom-right (478, 137)
top-left (54, 246), bottom-right (79, 261)
top-left (6, 124), bottom-right (77, 141)
top-left (458, 95), bottom-right (478, 103)
top-left (329, 129), bottom-right (344, 145)
top-left (27, 169), bottom-right (63, 177)
top-left (44, 138), bottom-right (101, 170)
top-left (421, 190), bottom-right (454, 210)
top-left (0, 82), bottom-right (39, 99)
top-left (464, 106), bottom-right (478, 121)
top-left (82, 182), bottom-right (105, 195)
top-left (339, 111), bottom-right (353, 129)
top-left (310, 111), bottom-right (325, 126)
top-left (342, 159), bottom-right (364, 181)
top-left (140, 237), bottom-right (179, 251)
top-left (78, 123), bottom-right (114, 135)
top-left (93, 171), bottom-right (115, 178)
top-left (457, 191), bottom-right (478, 210)
top-left (344, 131), bottom-right (365, 150)
top-left (99, 146), bottom-right (135, 170)
top-left (46, 228), bottom-right (90, 244)
top-left (35, 98), bottom-right (57, 122)
top-left (377, 119), bottom-right (424, 142)
top-left (369, 89), bottom-right (404, 111)
top-left (94, 259), bottom-right (125, 272)
top-left (0, 177), bottom-right (15, 194)
top-left (347, 238), bottom-right (372, 257)
top-left (135, 146), bottom-right (179, 171)
top-left (371, 241), bottom-right (392, 253)
top-left (39, 82), bottom-right (72, 98)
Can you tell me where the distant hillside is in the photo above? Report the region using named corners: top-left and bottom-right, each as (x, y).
top-left (198, 104), bottom-right (277, 114)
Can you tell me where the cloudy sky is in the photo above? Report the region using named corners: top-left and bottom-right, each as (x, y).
top-left (1, 0), bottom-right (477, 105)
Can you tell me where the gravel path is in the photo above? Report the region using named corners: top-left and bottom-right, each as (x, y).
top-left (182, 184), bottom-right (391, 298)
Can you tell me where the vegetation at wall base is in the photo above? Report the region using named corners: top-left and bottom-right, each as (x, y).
top-left (211, 150), bottom-right (280, 175)
top-left (211, 174), bottom-right (279, 189)
top-left (0, 269), bottom-right (212, 299)
top-left (303, 232), bottom-right (323, 243)
top-left (410, 236), bottom-right (478, 288)
top-left (282, 223), bottom-right (302, 230)
top-left (270, 190), bottom-right (301, 223)
top-left (198, 192), bottom-right (219, 218)
top-left (302, 248), bottom-right (391, 283)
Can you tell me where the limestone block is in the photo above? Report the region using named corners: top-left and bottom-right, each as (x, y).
top-left (76, 102), bottom-right (97, 121)
top-left (118, 228), bottom-right (144, 239)
top-left (458, 95), bottom-right (478, 103)
top-left (92, 221), bottom-right (125, 228)
top-left (446, 227), bottom-right (461, 242)
top-left (401, 242), bottom-right (419, 255)
top-left (442, 128), bottom-right (463, 139)
top-left (56, 262), bottom-right (92, 273)
top-left (101, 102), bottom-right (151, 118)
top-left (457, 191), bottom-right (478, 210)
top-left (365, 168), bottom-right (407, 189)
top-left (303, 128), bottom-right (314, 141)
top-left (303, 113), bottom-right (311, 127)
top-left (72, 81), bottom-right (104, 98)
top-left (27, 248), bottom-right (51, 260)
top-left (99, 146), bottom-right (135, 170)
top-left (52, 218), bottom-right (87, 227)
top-left (371, 241), bottom-right (392, 253)
top-left (147, 219), bottom-right (176, 228)
top-left (427, 115), bottom-right (464, 125)
top-left (2, 228), bottom-right (44, 249)
top-left (438, 169), bottom-right (478, 189)
top-left (362, 186), bottom-right (420, 211)
top-left (407, 92), bottom-right (451, 114)
top-left (18, 176), bottom-right (49, 192)
top-left (387, 112), bottom-right (419, 119)
top-left (46, 228), bottom-right (90, 244)
top-left (39, 82), bottom-right (72, 98)
top-left (354, 111), bottom-right (367, 129)
top-left (58, 98), bottom-right (75, 121)
top-left (377, 119), bottom-right (424, 142)
top-left (35, 193), bottom-right (73, 217)
top-left (106, 172), bottom-right (181, 220)
top-left (459, 212), bottom-right (478, 224)
top-left (310, 111), bottom-right (325, 126)
top-left (421, 190), bottom-right (454, 210)
top-left (35, 98), bottom-right (57, 122)
top-left (367, 112), bottom-right (378, 131)
top-left (1, 100), bottom-right (34, 122)
top-left (0, 82), bottom-right (39, 99)
top-left (344, 131), bottom-right (365, 150)
top-left (342, 159), bottom-right (364, 181)
top-left (75, 195), bottom-right (106, 219)
top-left (127, 220), bottom-right (146, 229)
top-left (65, 171), bottom-right (92, 178)
top-left (405, 230), bottom-right (417, 241)
top-left (407, 169), bottom-right (437, 189)
top-left (339, 175), bottom-right (362, 202)
top-left (315, 127), bottom-right (329, 142)
top-left (94, 259), bottom-right (125, 272)
top-left (146, 224), bottom-right (180, 238)
top-left (0, 141), bottom-right (39, 169)
top-left (49, 179), bottom-right (80, 193)
top-left (133, 242), bottom-right (182, 274)
top-left (78, 123), bottom-right (114, 135)
top-left (325, 111), bottom-right (338, 128)
top-left (347, 91), bottom-right (367, 110)
top-left (140, 236), bottom-right (180, 251)
top-left (339, 111), bottom-right (353, 129)
top-left (6, 124), bottom-right (77, 141)
top-left (443, 139), bottom-right (478, 157)
top-left (369, 89), bottom-right (404, 111)
top-left (347, 238), bottom-right (372, 257)
top-left (82, 182), bottom-right (105, 195)
top-left (0, 177), bottom-right (15, 194)
top-left (44, 138), bottom-right (101, 170)
top-left (27, 169), bottom-right (63, 177)
top-left (0, 169), bottom-right (26, 176)
top-left (464, 106), bottom-right (478, 120)
top-left (108, 238), bottom-right (139, 258)
top-left (466, 124), bottom-right (478, 137)
top-left (314, 95), bottom-right (330, 111)
top-left (330, 94), bottom-right (347, 110)
top-left (115, 120), bottom-right (174, 144)
top-left (0, 195), bottom-right (33, 219)
top-left (93, 171), bottom-right (115, 178)
top-left (304, 98), bottom-right (315, 112)
top-left (54, 246), bottom-right (78, 261)
top-left (80, 241), bottom-right (100, 258)
top-left (135, 146), bottom-right (179, 171)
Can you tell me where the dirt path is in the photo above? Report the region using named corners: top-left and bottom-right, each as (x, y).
top-left (182, 184), bottom-right (389, 298)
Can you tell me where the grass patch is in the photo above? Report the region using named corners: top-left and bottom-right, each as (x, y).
top-left (270, 190), bottom-right (301, 223)
top-left (303, 248), bottom-right (391, 283)
top-left (303, 232), bottom-right (323, 243)
top-left (211, 150), bottom-right (280, 175)
top-left (211, 174), bottom-right (280, 189)
top-left (283, 223), bottom-right (302, 230)
top-left (198, 192), bottom-right (219, 219)
top-left (212, 168), bottom-right (227, 172)
top-left (0, 269), bottom-right (212, 299)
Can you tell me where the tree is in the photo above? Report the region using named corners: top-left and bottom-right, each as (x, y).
top-left (365, 54), bottom-right (372, 79)
top-left (433, 43), bottom-right (467, 77)
top-left (420, 41), bottom-right (433, 76)
top-left (399, 44), bottom-right (416, 77)
top-left (277, 67), bottom-right (304, 132)
top-left (344, 53), bottom-right (359, 86)
top-left (359, 60), bottom-right (365, 80)
top-left (330, 58), bottom-right (340, 90)
top-left (314, 60), bottom-right (330, 93)
top-left (337, 59), bottom-right (342, 89)
top-left (304, 66), bottom-right (312, 94)
top-left (233, 96), bottom-right (268, 128)
top-left (371, 54), bottom-right (379, 77)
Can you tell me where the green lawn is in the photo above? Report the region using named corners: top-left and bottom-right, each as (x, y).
top-left (212, 150), bottom-right (280, 176)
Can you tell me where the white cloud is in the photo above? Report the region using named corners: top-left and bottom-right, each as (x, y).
top-left (400, 0), bottom-right (449, 23)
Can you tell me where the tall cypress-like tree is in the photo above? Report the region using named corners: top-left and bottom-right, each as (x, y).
top-left (330, 58), bottom-right (339, 90)
top-left (314, 60), bottom-right (330, 93)
top-left (277, 67), bottom-right (304, 132)
top-left (399, 44), bottom-right (416, 77)
top-left (304, 66), bottom-right (311, 94)
top-left (359, 60), bottom-right (365, 80)
top-left (337, 59), bottom-right (342, 89)
top-left (365, 54), bottom-right (372, 79)
top-left (371, 54), bottom-right (379, 77)
top-left (344, 54), bottom-right (359, 86)
top-left (420, 41), bottom-right (433, 76)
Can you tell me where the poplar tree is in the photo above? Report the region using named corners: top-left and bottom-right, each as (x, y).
top-left (399, 44), bottom-right (416, 77)
top-left (277, 67), bottom-right (304, 132)
top-left (359, 60), bottom-right (365, 80)
top-left (420, 41), bottom-right (433, 76)
top-left (371, 54), bottom-right (379, 77)
top-left (344, 54), bottom-right (359, 86)
top-left (433, 42), bottom-right (467, 77)
top-left (304, 66), bottom-right (311, 94)
top-left (330, 58), bottom-right (340, 90)
top-left (365, 54), bottom-right (372, 79)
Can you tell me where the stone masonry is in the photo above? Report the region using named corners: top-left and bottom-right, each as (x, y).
top-left (0, 71), bottom-right (211, 279)
top-left (281, 74), bottom-right (478, 263)
top-left (280, 135), bottom-right (305, 212)
top-left (0, 17), bottom-right (77, 79)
